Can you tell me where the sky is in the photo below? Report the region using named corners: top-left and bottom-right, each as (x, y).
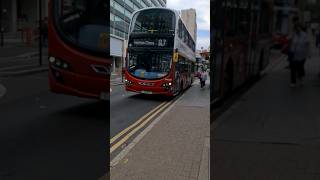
top-left (167, 0), bottom-right (210, 50)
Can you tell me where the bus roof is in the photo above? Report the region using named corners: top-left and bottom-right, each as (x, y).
top-left (131, 7), bottom-right (179, 17)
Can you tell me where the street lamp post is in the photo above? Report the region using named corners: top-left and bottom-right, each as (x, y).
top-left (0, 0), bottom-right (4, 47)
top-left (38, 0), bottom-right (42, 66)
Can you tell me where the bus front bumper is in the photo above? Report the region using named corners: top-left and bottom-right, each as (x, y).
top-left (125, 85), bottom-right (174, 96)
top-left (49, 67), bottom-right (109, 99)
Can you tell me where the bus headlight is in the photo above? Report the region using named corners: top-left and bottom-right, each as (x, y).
top-left (55, 60), bottom-right (62, 66)
top-left (62, 63), bottom-right (68, 69)
top-left (162, 82), bottom-right (172, 89)
top-left (49, 56), bottom-right (55, 63)
top-left (49, 56), bottom-right (70, 70)
top-left (125, 79), bottom-right (133, 85)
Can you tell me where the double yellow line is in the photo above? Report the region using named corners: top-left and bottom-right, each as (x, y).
top-left (110, 100), bottom-right (174, 153)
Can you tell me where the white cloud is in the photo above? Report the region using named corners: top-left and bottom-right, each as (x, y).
top-left (167, 0), bottom-right (210, 49)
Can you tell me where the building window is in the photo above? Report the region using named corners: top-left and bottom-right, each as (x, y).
top-left (114, 1), bottom-right (125, 13)
top-left (110, 13), bottom-right (115, 21)
top-left (141, 1), bottom-right (147, 7)
top-left (125, 0), bottom-right (134, 8)
top-left (114, 28), bottom-right (125, 38)
top-left (125, 9), bottom-right (131, 18)
top-left (153, 0), bottom-right (159, 6)
top-left (133, 4), bottom-right (139, 10)
top-left (178, 20), bottom-right (182, 38)
top-left (146, 0), bottom-right (152, 6)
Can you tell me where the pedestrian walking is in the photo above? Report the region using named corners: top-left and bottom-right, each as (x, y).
top-left (200, 68), bottom-right (207, 88)
top-left (289, 23), bottom-right (311, 87)
top-left (282, 16), bottom-right (300, 69)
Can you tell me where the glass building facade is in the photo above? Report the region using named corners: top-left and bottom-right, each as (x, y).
top-left (110, 0), bottom-right (166, 73)
top-left (110, 0), bottom-right (166, 39)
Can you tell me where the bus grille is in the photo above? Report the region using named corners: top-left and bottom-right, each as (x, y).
top-left (138, 82), bottom-right (155, 86)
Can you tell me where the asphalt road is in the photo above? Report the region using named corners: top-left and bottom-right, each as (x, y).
top-left (110, 84), bottom-right (168, 139)
top-left (0, 72), bottom-right (108, 180)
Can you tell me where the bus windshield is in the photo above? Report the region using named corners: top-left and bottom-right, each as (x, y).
top-left (131, 9), bottom-right (175, 34)
top-left (128, 52), bottom-right (172, 79)
top-left (53, 0), bottom-right (107, 54)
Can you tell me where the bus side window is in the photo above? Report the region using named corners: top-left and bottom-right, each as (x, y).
top-left (179, 58), bottom-right (183, 72)
top-left (180, 57), bottom-right (183, 72)
top-left (178, 20), bottom-right (182, 38)
top-left (175, 57), bottom-right (180, 72)
top-left (183, 58), bottom-right (187, 73)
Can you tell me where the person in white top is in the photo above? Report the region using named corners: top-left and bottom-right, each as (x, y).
top-left (289, 23), bottom-right (310, 87)
top-left (200, 68), bottom-right (208, 88)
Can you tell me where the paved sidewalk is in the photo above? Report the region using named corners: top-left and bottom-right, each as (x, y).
top-left (0, 45), bottom-right (40, 58)
top-left (110, 79), bottom-right (210, 180)
top-left (0, 43), bottom-right (48, 76)
top-left (111, 73), bottom-right (123, 86)
top-left (213, 39), bottom-right (320, 179)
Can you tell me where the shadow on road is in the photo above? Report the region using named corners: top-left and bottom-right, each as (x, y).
top-left (128, 93), bottom-right (174, 102)
top-left (56, 100), bottom-right (109, 121)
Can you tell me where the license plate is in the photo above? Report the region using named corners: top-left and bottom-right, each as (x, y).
top-left (141, 90), bottom-right (152, 94)
top-left (100, 91), bottom-right (109, 100)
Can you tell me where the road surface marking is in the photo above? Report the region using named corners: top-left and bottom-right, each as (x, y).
top-left (111, 93), bottom-right (185, 166)
top-left (0, 84), bottom-right (6, 97)
top-left (110, 100), bottom-right (173, 153)
top-left (110, 101), bottom-right (167, 144)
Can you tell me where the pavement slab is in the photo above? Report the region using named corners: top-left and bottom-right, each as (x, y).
top-left (213, 40), bottom-right (320, 179)
top-left (110, 80), bottom-right (210, 180)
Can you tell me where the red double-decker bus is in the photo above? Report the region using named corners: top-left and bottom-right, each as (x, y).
top-left (211, 0), bottom-right (273, 105)
top-left (124, 7), bottom-right (196, 96)
top-left (48, 0), bottom-right (109, 99)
